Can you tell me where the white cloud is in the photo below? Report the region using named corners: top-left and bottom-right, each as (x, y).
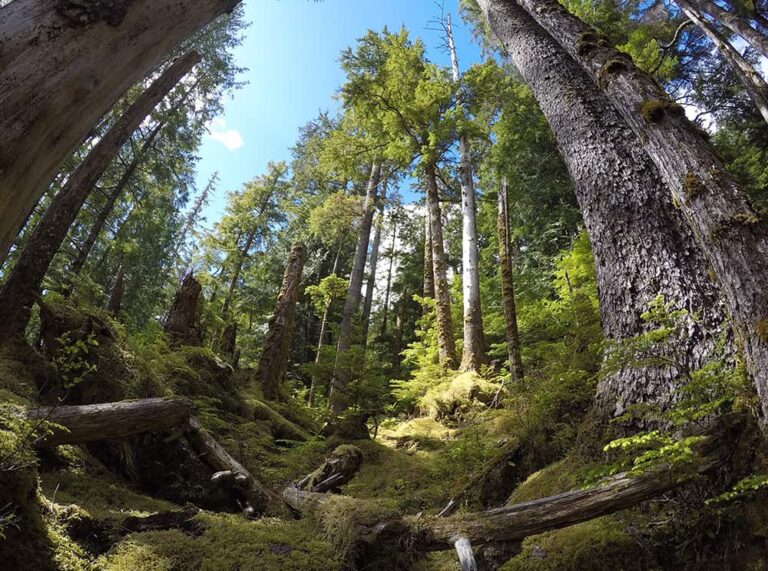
top-left (206, 117), bottom-right (244, 151)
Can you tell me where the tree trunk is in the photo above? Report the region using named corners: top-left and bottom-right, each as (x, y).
top-left (0, 51), bottom-right (200, 345)
top-left (426, 163), bottom-right (458, 370)
top-left (392, 292), bottom-right (407, 375)
top-left (692, 0), bottom-right (768, 58)
top-left (255, 243), bottom-right (306, 401)
top-left (476, 0), bottom-right (730, 415)
top-left (218, 321), bottom-right (238, 363)
top-left (498, 178), bottom-right (525, 383)
top-left (164, 272), bottom-right (203, 347)
top-left (423, 210), bottom-right (435, 300)
top-left (362, 187), bottom-right (387, 348)
top-left (329, 163), bottom-right (381, 413)
top-left (512, 0), bottom-right (768, 420)
top-left (446, 12), bottom-right (487, 374)
top-left (677, 0), bottom-right (768, 124)
top-left (106, 264), bottom-right (126, 316)
top-left (70, 122), bottom-right (164, 277)
top-left (0, 0), bottom-right (240, 265)
top-left (26, 397), bottom-right (192, 445)
top-left (221, 228), bottom-right (257, 316)
top-left (380, 216), bottom-right (399, 337)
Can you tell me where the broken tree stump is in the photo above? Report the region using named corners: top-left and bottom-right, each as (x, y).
top-left (295, 444), bottom-right (364, 493)
top-left (164, 272), bottom-right (203, 346)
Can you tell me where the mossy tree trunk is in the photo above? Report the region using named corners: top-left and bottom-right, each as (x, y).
top-left (0, 0), bottom-right (240, 266)
top-left (476, 0), bottom-right (730, 416)
top-left (512, 0), bottom-right (768, 420)
top-left (329, 162), bottom-right (381, 413)
top-left (164, 272), bottom-right (204, 347)
top-left (498, 177), bottom-right (524, 383)
top-left (256, 243), bottom-right (306, 401)
top-left (0, 51), bottom-right (200, 345)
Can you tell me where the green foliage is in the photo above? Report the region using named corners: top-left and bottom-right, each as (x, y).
top-left (52, 331), bottom-right (99, 389)
top-left (706, 474), bottom-right (768, 506)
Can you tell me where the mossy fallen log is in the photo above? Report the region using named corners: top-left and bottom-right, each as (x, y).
top-left (296, 444), bottom-right (364, 493)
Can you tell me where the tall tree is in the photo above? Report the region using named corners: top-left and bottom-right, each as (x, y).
top-left (473, 0), bottom-right (730, 414)
top-left (0, 0), bottom-right (240, 264)
top-left (0, 51), bottom-right (200, 344)
top-left (502, 0), bottom-right (768, 419)
top-left (687, 0), bottom-right (768, 58)
top-left (361, 180), bottom-right (389, 347)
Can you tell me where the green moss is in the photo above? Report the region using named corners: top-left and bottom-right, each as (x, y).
top-left (756, 319), bottom-right (768, 343)
top-left (501, 516), bottom-right (650, 571)
top-left (732, 213), bottom-right (759, 225)
top-left (684, 172), bottom-right (705, 200)
top-left (506, 457), bottom-right (583, 504)
top-left (0, 341), bottom-right (55, 404)
top-left (419, 372), bottom-right (498, 420)
top-left (639, 98), bottom-right (685, 123)
top-left (597, 56), bottom-right (631, 85)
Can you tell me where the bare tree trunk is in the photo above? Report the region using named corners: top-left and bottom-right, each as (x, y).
top-left (426, 163), bottom-right (459, 370)
top-left (512, 0), bottom-right (768, 420)
top-left (165, 272), bottom-right (203, 347)
top-left (446, 13), bottom-right (487, 373)
top-left (0, 51), bottom-right (200, 345)
top-left (380, 216), bottom-right (399, 337)
top-left (691, 0), bottom-right (768, 58)
top-left (255, 243), bottom-right (305, 401)
top-left (70, 122), bottom-right (164, 277)
top-left (0, 0), bottom-right (240, 265)
top-left (677, 0), bottom-right (768, 123)
top-left (221, 229), bottom-right (256, 316)
top-left (498, 178), bottom-right (524, 383)
top-left (476, 0), bottom-right (730, 415)
top-left (392, 291), bottom-right (407, 376)
top-left (329, 163), bottom-right (381, 413)
top-left (361, 186), bottom-right (387, 348)
top-left (423, 210), bottom-right (435, 301)
top-left (106, 264), bottom-right (125, 316)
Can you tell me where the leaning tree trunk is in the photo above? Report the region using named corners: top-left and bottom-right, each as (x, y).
top-left (329, 163), bottom-right (381, 413)
top-left (498, 178), bottom-right (524, 383)
top-left (105, 264), bottom-right (126, 317)
top-left (0, 51), bottom-right (200, 345)
top-left (0, 0), bottom-right (240, 265)
top-left (512, 0), bottom-right (768, 420)
top-left (70, 122), bottom-right (164, 278)
top-left (477, 0), bottom-right (730, 415)
top-left (690, 0), bottom-right (768, 58)
top-left (165, 272), bottom-right (203, 347)
top-left (446, 12), bottom-right (487, 374)
top-left (426, 162), bottom-right (458, 370)
top-left (361, 189), bottom-right (387, 348)
top-left (255, 243), bottom-right (306, 401)
top-left (677, 0), bottom-right (768, 124)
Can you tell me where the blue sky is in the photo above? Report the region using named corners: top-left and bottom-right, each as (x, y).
top-left (195, 0), bottom-right (483, 223)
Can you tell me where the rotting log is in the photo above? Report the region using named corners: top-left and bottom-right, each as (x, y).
top-left (25, 397), bottom-right (192, 445)
top-left (295, 445), bottom-right (364, 493)
top-left (118, 504), bottom-right (202, 535)
top-left (184, 416), bottom-right (289, 517)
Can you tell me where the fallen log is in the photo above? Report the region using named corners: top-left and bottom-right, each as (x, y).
top-left (184, 416), bottom-right (289, 517)
top-left (26, 397), bottom-right (192, 445)
top-left (118, 504), bottom-right (202, 535)
top-left (295, 444), bottom-right (364, 493)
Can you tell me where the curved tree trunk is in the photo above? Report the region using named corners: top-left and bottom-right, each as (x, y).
top-left (512, 0), bottom-right (768, 420)
top-left (426, 162), bottom-right (458, 370)
top-left (0, 51), bottom-right (200, 345)
top-left (476, 0), bottom-right (730, 415)
top-left (329, 162), bottom-right (381, 413)
top-left (165, 272), bottom-right (203, 347)
top-left (0, 0), bottom-right (240, 265)
top-left (498, 178), bottom-right (524, 383)
top-left (256, 243), bottom-right (306, 401)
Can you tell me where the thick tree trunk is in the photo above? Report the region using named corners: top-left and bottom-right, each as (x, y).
top-left (446, 13), bottom-right (487, 374)
top-left (26, 397), bottom-right (192, 445)
top-left (513, 0), bottom-right (768, 420)
top-left (255, 243), bottom-right (305, 401)
top-left (426, 163), bottom-right (458, 370)
top-left (105, 264), bottom-right (125, 316)
top-left (362, 182), bottom-right (387, 347)
top-left (692, 0), bottom-right (768, 58)
top-left (0, 0), bottom-right (240, 265)
top-left (0, 51), bottom-right (200, 345)
top-left (678, 0), bottom-right (768, 124)
top-left (329, 163), bottom-right (381, 413)
top-left (498, 178), bottom-right (525, 383)
top-left (379, 217), bottom-right (398, 337)
top-left (165, 272), bottom-right (204, 347)
top-left (423, 210), bottom-right (435, 300)
top-left (477, 0), bottom-right (729, 415)
top-left (69, 123), bottom-right (164, 278)
top-left (218, 321), bottom-right (238, 363)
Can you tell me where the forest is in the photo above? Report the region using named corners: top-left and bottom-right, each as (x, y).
top-left (0, 0), bottom-right (767, 569)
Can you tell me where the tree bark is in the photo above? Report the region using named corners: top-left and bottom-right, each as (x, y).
top-left (26, 397), bottom-right (192, 445)
top-left (0, 0), bottom-right (240, 265)
top-left (498, 178), bottom-right (525, 383)
top-left (677, 0), bottom-right (768, 124)
top-left (0, 51), bottom-right (200, 345)
top-left (165, 272), bottom-right (204, 347)
top-left (361, 189), bottom-right (386, 348)
top-left (329, 162), bottom-right (381, 413)
top-left (218, 321), bottom-right (238, 363)
top-left (476, 0), bottom-right (730, 415)
top-left (69, 122), bottom-right (164, 278)
top-left (255, 243), bottom-right (306, 401)
top-left (426, 163), bottom-right (458, 370)
top-left (423, 210), bottom-right (435, 300)
top-left (692, 0), bottom-right (768, 58)
top-left (379, 216), bottom-right (399, 337)
top-left (446, 12), bottom-right (487, 374)
top-left (105, 264), bottom-right (125, 316)
top-left (512, 0), bottom-right (768, 420)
